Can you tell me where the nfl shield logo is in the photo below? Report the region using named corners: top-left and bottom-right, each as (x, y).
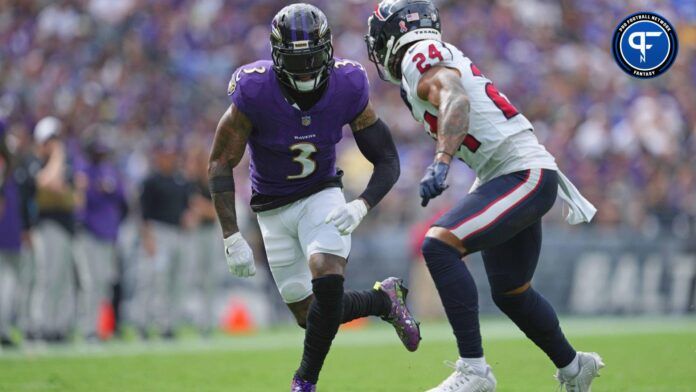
top-left (301, 115), bottom-right (311, 126)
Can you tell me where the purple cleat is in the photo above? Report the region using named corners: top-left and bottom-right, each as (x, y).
top-left (375, 277), bottom-right (421, 352)
top-left (291, 375), bottom-right (316, 392)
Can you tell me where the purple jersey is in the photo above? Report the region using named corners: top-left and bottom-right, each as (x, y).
top-left (78, 162), bottom-right (127, 242)
top-left (228, 59), bottom-right (369, 209)
top-left (0, 176), bottom-right (22, 252)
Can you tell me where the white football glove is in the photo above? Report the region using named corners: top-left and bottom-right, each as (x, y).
top-left (223, 232), bottom-right (256, 278)
top-left (324, 199), bottom-right (369, 236)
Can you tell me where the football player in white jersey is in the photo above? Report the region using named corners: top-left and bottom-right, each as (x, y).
top-left (366, 1), bottom-right (603, 391)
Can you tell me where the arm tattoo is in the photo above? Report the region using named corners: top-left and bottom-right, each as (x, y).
top-left (208, 104), bottom-right (252, 238)
top-left (436, 79), bottom-right (470, 162)
top-left (419, 68), bottom-right (470, 163)
top-left (350, 101), bottom-right (379, 132)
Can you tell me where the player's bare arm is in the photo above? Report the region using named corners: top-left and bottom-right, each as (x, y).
top-left (417, 66), bottom-right (470, 165)
top-left (208, 104), bottom-right (251, 238)
top-left (208, 103), bottom-right (256, 278)
top-left (414, 66), bottom-right (469, 206)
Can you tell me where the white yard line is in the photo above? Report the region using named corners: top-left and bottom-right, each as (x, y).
top-left (1, 317), bottom-right (694, 360)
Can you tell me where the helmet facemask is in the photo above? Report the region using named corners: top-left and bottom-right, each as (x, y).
top-left (366, 15), bottom-right (401, 84)
top-left (365, 0), bottom-right (442, 85)
top-left (270, 5), bottom-right (335, 93)
top-left (272, 39), bottom-right (334, 92)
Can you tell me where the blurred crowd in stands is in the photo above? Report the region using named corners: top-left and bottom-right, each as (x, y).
top-left (0, 0), bottom-right (694, 347)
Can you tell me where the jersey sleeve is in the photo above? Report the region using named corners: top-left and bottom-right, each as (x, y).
top-left (337, 60), bottom-right (370, 125)
top-left (401, 40), bottom-right (456, 97)
top-left (227, 68), bottom-right (249, 115)
top-left (226, 62), bottom-right (271, 117)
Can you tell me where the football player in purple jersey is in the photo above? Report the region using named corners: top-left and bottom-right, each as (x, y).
top-left (208, 4), bottom-right (421, 391)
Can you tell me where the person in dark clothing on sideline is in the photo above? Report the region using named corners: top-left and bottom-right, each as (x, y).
top-left (132, 140), bottom-right (194, 338)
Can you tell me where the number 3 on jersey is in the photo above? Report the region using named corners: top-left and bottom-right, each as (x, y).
top-left (287, 143), bottom-right (317, 180)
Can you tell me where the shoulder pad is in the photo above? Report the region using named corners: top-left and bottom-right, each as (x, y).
top-left (333, 58), bottom-right (369, 92)
top-left (228, 60), bottom-right (272, 96)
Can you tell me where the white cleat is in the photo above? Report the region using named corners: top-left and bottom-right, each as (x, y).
top-left (426, 359), bottom-right (496, 392)
top-left (556, 352), bottom-right (605, 392)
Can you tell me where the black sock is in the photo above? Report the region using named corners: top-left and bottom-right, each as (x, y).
top-left (422, 237), bottom-right (483, 358)
top-left (296, 274), bottom-right (344, 384)
top-left (342, 290), bottom-right (391, 322)
top-left (492, 288), bottom-right (576, 368)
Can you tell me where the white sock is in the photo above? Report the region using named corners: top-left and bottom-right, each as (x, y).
top-left (460, 356), bottom-right (488, 376)
top-left (558, 354), bottom-right (580, 379)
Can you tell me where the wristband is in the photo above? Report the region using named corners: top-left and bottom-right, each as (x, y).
top-left (209, 175), bottom-right (235, 194)
top-left (435, 150), bottom-right (454, 159)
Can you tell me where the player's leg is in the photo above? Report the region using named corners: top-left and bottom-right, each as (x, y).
top-left (291, 188), bottom-right (419, 389)
top-left (483, 222), bottom-right (603, 390)
top-left (257, 205), bottom-right (331, 390)
top-left (294, 252), bottom-right (346, 386)
top-left (484, 221), bottom-right (576, 366)
top-left (281, 189), bottom-right (412, 331)
top-left (288, 283), bottom-right (405, 330)
top-left (257, 205), bottom-right (314, 312)
top-left (421, 229), bottom-right (492, 392)
top-left (424, 169), bottom-right (555, 391)
top-left (286, 296), bottom-right (313, 328)
top-left (258, 189), bottom-right (415, 390)
top-left (287, 274), bottom-right (419, 355)
top-left (292, 189), bottom-right (370, 387)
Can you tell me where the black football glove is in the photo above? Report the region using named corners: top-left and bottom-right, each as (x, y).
top-left (419, 161), bottom-right (450, 207)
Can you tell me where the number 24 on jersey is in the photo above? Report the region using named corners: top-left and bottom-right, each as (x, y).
top-left (411, 43), bottom-right (519, 120)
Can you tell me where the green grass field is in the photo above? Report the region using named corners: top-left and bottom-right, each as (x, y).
top-left (1, 317), bottom-right (694, 391)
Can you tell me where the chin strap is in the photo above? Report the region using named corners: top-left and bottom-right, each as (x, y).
top-left (381, 36), bottom-right (400, 84)
top-left (285, 64), bottom-right (330, 92)
top-left (293, 77), bottom-right (320, 92)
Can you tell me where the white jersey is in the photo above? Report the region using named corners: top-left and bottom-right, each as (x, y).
top-left (400, 39), bottom-right (597, 224)
top-left (400, 39), bottom-right (557, 183)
